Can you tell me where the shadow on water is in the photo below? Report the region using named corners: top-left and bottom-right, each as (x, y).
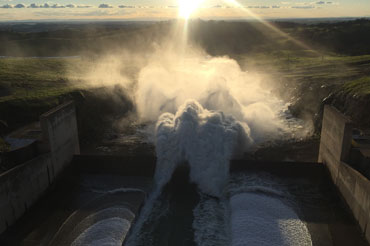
top-left (129, 164), bottom-right (199, 246)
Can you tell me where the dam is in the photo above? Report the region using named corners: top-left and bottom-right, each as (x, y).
top-left (0, 101), bottom-right (370, 245)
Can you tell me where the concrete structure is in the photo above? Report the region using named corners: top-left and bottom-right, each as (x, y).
top-left (0, 101), bottom-right (149, 245)
top-left (0, 101), bottom-right (79, 234)
top-left (1, 102), bottom-right (369, 245)
top-left (319, 105), bottom-right (370, 243)
top-left (49, 191), bottom-right (145, 246)
top-left (40, 101), bottom-right (80, 180)
top-left (318, 105), bottom-right (353, 177)
top-left (0, 154), bottom-right (51, 233)
top-left (0, 156), bottom-right (151, 245)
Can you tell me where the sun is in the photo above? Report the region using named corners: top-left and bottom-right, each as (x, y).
top-left (178, 0), bottom-right (204, 19)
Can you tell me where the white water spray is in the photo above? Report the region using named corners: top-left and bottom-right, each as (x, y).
top-left (134, 47), bottom-right (309, 196)
top-left (124, 18), bottom-right (313, 244)
top-left (155, 99), bottom-right (251, 197)
top-left (135, 51), bottom-right (293, 144)
top-left (126, 99), bottom-right (250, 245)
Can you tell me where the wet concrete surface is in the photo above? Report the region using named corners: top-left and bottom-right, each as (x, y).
top-left (0, 163), bottom-right (152, 246)
top-left (0, 158), bottom-right (369, 246)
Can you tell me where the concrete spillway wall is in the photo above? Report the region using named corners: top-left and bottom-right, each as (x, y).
top-left (319, 105), bottom-right (370, 243)
top-left (2, 101), bottom-right (369, 244)
top-left (48, 191), bottom-right (146, 246)
top-left (0, 101), bottom-right (79, 234)
top-left (0, 154), bottom-right (52, 233)
top-left (40, 101), bottom-right (80, 180)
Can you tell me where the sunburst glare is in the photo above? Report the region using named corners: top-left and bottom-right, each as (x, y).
top-left (178, 0), bottom-right (204, 19)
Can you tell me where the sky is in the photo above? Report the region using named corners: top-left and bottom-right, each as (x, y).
top-left (0, 0), bottom-right (369, 21)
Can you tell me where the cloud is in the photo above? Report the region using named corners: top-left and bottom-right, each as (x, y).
top-left (291, 6), bottom-right (315, 9)
top-left (246, 6), bottom-right (270, 9)
top-left (316, 1), bottom-right (334, 5)
top-left (98, 4), bottom-right (113, 8)
top-left (316, 1), bottom-right (334, 4)
top-left (118, 5), bottom-right (135, 8)
top-left (77, 5), bottom-right (92, 8)
top-left (0, 4), bottom-right (13, 8)
top-left (51, 4), bottom-right (65, 8)
top-left (281, 1), bottom-right (328, 7)
top-left (27, 3), bottom-right (91, 9)
top-left (33, 9), bottom-right (119, 17)
top-left (28, 3), bottom-right (40, 8)
top-left (14, 3), bottom-right (25, 8)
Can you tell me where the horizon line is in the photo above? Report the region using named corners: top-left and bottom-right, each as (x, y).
top-left (0, 16), bottom-right (369, 23)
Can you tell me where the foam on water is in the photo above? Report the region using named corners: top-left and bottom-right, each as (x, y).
top-left (90, 188), bottom-right (145, 194)
top-left (230, 193), bottom-right (312, 246)
top-left (192, 173), bottom-right (313, 246)
top-left (71, 217), bottom-right (131, 246)
top-left (193, 194), bottom-right (230, 246)
top-left (126, 99), bottom-right (250, 245)
top-left (125, 192), bottom-right (170, 246)
top-left (155, 100), bottom-right (252, 197)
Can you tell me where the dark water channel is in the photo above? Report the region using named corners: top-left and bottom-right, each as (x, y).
top-left (128, 166), bottom-right (199, 246)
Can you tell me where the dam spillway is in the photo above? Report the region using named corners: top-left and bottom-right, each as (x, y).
top-left (0, 155), bottom-right (368, 246)
top-left (0, 102), bottom-right (369, 245)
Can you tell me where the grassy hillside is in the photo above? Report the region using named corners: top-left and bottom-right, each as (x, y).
top-left (1, 53), bottom-right (369, 136)
top-left (1, 20), bottom-right (370, 57)
top-left (0, 58), bottom-right (80, 102)
top-left (0, 57), bottom-right (83, 136)
top-left (1, 20), bottom-right (370, 138)
top-left (294, 19), bottom-right (370, 55)
top-left (342, 76), bottom-right (370, 96)
top-left (0, 21), bottom-right (168, 57)
top-left (0, 56), bottom-right (134, 143)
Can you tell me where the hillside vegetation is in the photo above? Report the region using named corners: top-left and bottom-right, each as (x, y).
top-left (1, 19), bottom-right (370, 140)
top-left (343, 76), bottom-right (370, 96)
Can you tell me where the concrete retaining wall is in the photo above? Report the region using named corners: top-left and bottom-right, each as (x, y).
top-left (49, 191), bottom-right (145, 246)
top-left (0, 153), bottom-right (52, 233)
top-left (0, 101), bottom-right (80, 234)
top-left (40, 101), bottom-right (80, 181)
top-left (335, 161), bottom-right (370, 241)
top-left (318, 105), bottom-right (353, 180)
top-left (319, 105), bottom-right (370, 242)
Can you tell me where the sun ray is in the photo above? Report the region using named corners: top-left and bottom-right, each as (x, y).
top-left (223, 0), bottom-right (321, 55)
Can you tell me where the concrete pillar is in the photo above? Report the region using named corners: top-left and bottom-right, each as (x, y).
top-left (40, 101), bottom-right (80, 181)
top-left (318, 105), bottom-right (353, 182)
